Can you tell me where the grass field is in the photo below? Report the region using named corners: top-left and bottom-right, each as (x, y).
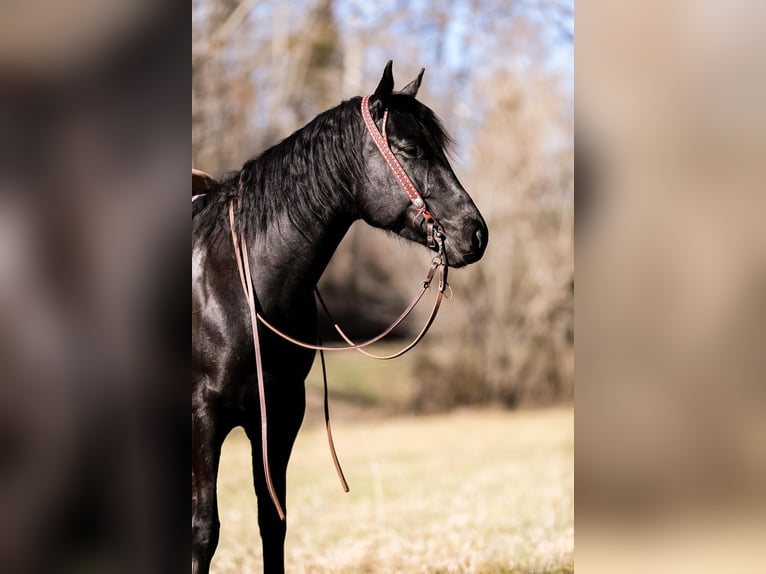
top-left (212, 406), bottom-right (573, 573)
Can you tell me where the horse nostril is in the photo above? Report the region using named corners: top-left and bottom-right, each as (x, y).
top-left (472, 228), bottom-right (484, 251)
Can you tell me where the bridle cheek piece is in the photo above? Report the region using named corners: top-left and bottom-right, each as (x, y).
top-left (216, 94), bottom-right (450, 520)
top-left (360, 95), bottom-right (446, 258)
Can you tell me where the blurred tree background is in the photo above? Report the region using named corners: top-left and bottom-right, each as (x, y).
top-left (192, 0), bottom-right (573, 412)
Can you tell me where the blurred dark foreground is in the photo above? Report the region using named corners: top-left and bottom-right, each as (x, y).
top-left (576, 1), bottom-right (766, 572)
top-left (0, 3), bottom-right (187, 572)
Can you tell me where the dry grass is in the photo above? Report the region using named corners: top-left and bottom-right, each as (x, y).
top-left (213, 407), bottom-right (573, 573)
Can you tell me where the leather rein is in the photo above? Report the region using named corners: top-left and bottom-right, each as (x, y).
top-left (224, 95), bottom-right (449, 520)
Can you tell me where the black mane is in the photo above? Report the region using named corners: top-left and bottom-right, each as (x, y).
top-left (192, 94), bottom-right (453, 248)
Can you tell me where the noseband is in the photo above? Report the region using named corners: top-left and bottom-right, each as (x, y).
top-left (210, 95), bottom-right (451, 520)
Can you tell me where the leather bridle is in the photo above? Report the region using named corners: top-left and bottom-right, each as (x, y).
top-left (219, 95), bottom-right (450, 520)
top-left (360, 95), bottom-right (447, 252)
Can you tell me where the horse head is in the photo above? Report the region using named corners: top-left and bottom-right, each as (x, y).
top-left (356, 61), bottom-right (488, 268)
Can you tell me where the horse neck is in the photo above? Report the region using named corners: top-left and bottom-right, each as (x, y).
top-left (253, 208), bottom-right (353, 310)
top-left (243, 108), bottom-right (361, 309)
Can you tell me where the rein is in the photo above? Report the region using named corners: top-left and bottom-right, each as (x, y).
top-left (221, 95), bottom-right (450, 520)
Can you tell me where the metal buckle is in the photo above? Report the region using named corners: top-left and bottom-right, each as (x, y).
top-left (434, 227), bottom-right (446, 257)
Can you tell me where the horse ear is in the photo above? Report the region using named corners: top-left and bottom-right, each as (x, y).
top-left (401, 68), bottom-right (425, 97)
top-left (374, 60), bottom-right (394, 97)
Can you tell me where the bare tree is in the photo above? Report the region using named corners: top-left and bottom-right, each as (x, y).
top-left (413, 71), bottom-right (574, 411)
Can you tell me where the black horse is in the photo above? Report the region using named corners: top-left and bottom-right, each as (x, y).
top-left (192, 62), bottom-right (488, 573)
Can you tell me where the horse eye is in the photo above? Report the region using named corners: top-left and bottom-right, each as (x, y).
top-left (400, 144), bottom-right (421, 158)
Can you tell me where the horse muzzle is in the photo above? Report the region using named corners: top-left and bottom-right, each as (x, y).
top-left (443, 218), bottom-right (488, 268)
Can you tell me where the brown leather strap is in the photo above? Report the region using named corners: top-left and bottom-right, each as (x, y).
top-left (229, 201), bottom-right (249, 299)
top-left (318, 340), bottom-right (349, 492)
top-left (228, 197), bottom-right (285, 519)
top-left (240, 232), bottom-right (285, 520)
top-left (315, 265), bottom-right (445, 360)
top-left (254, 261), bottom-right (442, 352)
top-left (361, 95), bottom-right (437, 225)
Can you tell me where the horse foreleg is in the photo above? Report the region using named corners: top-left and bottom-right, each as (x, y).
top-left (191, 406), bottom-right (225, 574)
top-left (245, 387), bottom-right (304, 574)
top-left (252, 448), bottom-right (288, 574)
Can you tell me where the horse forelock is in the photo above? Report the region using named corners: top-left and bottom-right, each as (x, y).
top-left (383, 93), bottom-right (455, 159)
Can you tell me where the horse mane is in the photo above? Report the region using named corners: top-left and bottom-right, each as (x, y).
top-left (192, 94), bottom-right (453, 249)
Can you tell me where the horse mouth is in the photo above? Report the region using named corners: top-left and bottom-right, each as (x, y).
top-left (438, 219), bottom-right (488, 268)
top-left (442, 227), bottom-right (488, 267)
top-left (444, 245), bottom-right (485, 268)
